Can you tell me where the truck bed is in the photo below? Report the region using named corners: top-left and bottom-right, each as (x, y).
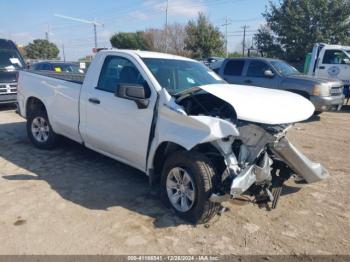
top-left (17, 70), bottom-right (83, 143)
top-left (27, 70), bottom-right (85, 84)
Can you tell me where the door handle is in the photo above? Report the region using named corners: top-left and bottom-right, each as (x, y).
top-left (88, 98), bottom-right (100, 104)
top-left (245, 80), bottom-right (252, 84)
top-left (319, 66), bottom-right (325, 70)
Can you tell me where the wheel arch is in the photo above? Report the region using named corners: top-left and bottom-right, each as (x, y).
top-left (150, 140), bottom-right (226, 186)
top-left (151, 141), bottom-right (186, 184)
top-left (25, 96), bottom-right (47, 118)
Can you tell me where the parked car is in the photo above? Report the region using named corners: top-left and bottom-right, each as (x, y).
top-left (0, 39), bottom-right (26, 105)
top-left (305, 43), bottom-right (350, 103)
top-left (213, 57), bottom-right (344, 114)
top-left (32, 61), bottom-right (84, 74)
top-left (17, 50), bottom-right (328, 224)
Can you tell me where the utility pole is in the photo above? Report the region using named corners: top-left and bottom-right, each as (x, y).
top-left (164, 0), bottom-right (169, 52)
top-left (222, 17), bottom-right (232, 58)
top-left (45, 25), bottom-right (50, 41)
top-left (241, 25), bottom-right (249, 56)
top-left (62, 44), bottom-right (66, 62)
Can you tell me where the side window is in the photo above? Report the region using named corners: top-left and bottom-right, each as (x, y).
top-left (97, 56), bottom-right (145, 93)
top-left (223, 60), bottom-right (245, 76)
top-left (323, 50), bottom-right (347, 64)
top-left (247, 61), bottom-right (271, 77)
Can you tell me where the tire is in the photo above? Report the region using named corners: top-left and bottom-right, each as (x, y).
top-left (160, 150), bottom-right (220, 224)
top-left (27, 108), bottom-right (59, 150)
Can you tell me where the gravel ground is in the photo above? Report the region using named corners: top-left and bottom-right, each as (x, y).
top-left (0, 104), bottom-right (349, 255)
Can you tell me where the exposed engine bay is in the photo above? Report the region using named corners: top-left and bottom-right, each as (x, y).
top-left (176, 92), bottom-right (330, 209)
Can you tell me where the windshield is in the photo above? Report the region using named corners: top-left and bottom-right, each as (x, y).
top-left (0, 49), bottom-right (24, 70)
top-left (270, 60), bottom-right (300, 76)
top-left (142, 58), bottom-right (225, 95)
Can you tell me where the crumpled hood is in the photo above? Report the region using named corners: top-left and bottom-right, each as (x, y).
top-left (199, 84), bottom-right (315, 125)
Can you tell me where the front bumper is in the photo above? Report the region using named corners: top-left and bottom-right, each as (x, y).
top-left (0, 94), bottom-right (17, 104)
top-left (209, 137), bottom-right (329, 203)
top-left (310, 95), bottom-right (344, 112)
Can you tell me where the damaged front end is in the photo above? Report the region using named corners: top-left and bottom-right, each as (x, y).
top-left (153, 87), bottom-right (329, 210)
top-left (209, 123), bottom-right (330, 208)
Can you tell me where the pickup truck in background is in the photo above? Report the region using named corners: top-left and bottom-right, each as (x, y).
top-left (305, 43), bottom-right (350, 102)
top-left (0, 39), bottom-right (26, 105)
top-left (17, 50), bottom-right (329, 224)
top-left (212, 57), bottom-right (344, 114)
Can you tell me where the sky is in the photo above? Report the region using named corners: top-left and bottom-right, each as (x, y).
top-left (0, 0), bottom-right (278, 60)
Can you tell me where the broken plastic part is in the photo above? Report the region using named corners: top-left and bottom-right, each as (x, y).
top-left (270, 137), bottom-right (330, 183)
top-left (230, 165), bottom-right (256, 198)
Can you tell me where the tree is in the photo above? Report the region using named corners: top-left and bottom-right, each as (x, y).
top-left (25, 39), bottom-right (59, 60)
top-left (255, 0), bottom-right (350, 62)
top-left (144, 23), bottom-right (191, 56)
top-left (110, 32), bottom-right (152, 50)
top-left (254, 26), bottom-right (284, 58)
top-left (184, 13), bottom-right (225, 59)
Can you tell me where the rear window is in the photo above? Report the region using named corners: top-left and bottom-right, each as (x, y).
top-left (223, 60), bottom-right (245, 76)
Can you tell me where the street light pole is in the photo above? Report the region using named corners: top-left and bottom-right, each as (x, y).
top-left (54, 14), bottom-right (103, 49)
top-left (93, 23), bottom-right (97, 49)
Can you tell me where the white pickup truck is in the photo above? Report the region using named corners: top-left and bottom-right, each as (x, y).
top-left (17, 50), bottom-right (329, 224)
top-left (305, 43), bottom-right (350, 101)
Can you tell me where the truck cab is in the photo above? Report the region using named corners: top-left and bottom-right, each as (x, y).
top-left (306, 43), bottom-right (350, 90)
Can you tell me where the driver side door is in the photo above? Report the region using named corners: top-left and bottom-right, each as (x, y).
top-left (81, 55), bottom-right (155, 171)
top-left (317, 49), bottom-right (350, 83)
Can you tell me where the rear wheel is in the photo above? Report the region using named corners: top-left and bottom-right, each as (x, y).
top-left (160, 151), bottom-right (220, 224)
top-left (27, 109), bottom-right (59, 149)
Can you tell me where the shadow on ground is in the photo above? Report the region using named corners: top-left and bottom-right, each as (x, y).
top-left (340, 105), bottom-right (350, 112)
top-left (0, 119), bottom-right (303, 228)
top-left (0, 120), bottom-right (188, 228)
top-left (302, 114), bottom-right (321, 123)
top-left (0, 103), bottom-right (16, 112)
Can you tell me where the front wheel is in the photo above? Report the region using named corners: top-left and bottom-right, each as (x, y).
top-left (160, 151), bottom-right (220, 224)
top-left (27, 109), bottom-right (59, 149)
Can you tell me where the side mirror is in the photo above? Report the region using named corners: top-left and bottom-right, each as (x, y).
top-left (264, 70), bottom-right (275, 78)
top-left (342, 58), bottom-right (350, 65)
top-left (115, 83), bottom-right (149, 109)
